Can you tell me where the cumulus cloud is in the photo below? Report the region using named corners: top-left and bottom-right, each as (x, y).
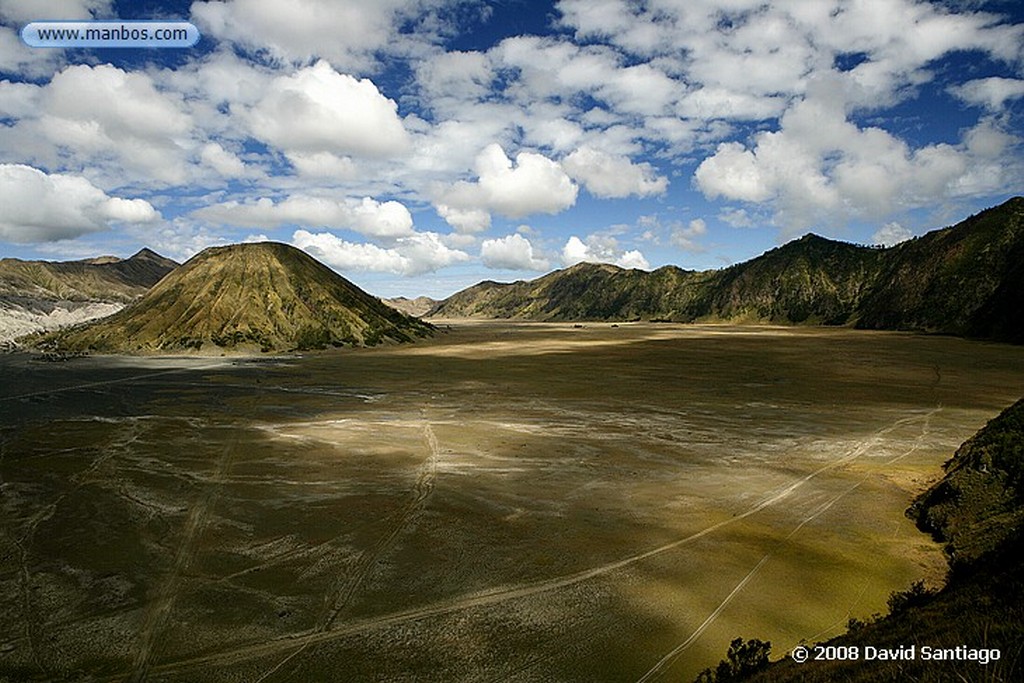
top-left (0, 0), bottom-right (111, 23)
top-left (694, 76), bottom-right (1022, 231)
top-left (670, 219), bottom-right (708, 253)
top-left (472, 144), bottom-right (578, 217)
top-left (414, 49), bottom-right (494, 112)
top-left (286, 152), bottom-right (357, 179)
top-left (0, 1), bottom-right (114, 78)
top-left (561, 146), bottom-right (667, 198)
top-left (872, 221), bottom-right (914, 247)
top-left (3, 63), bottom-right (193, 184)
top-left (199, 142), bottom-right (248, 177)
top-left (246, 60), bottom-right (410, 161)
top-left (950, 77), bottom-right (1024, 111)
top-left (694, 142), bottom-right (772, 203)
top-left (190, 0), bottom-right (446, 70)
top-left (562, 234), bottom-right (649, 270)
top-left (1, 0), bottom-right (1020, 262)
top-left (435, 204), bottom-right (491, 233)
top-left (0, 81), bottom-right (41, 119)
top-left (480, 233), bottom-right (550, 271)
top-left (0, 164), bottom-right (159, 243)
top-left (194, 195), bottom-right (414, 238)
top-left (436, 143), bottom-right (578, 232)
top-left (557, 0), bottom-right (1024, 110)
top-left (718, 207), bottom-right (757, 229)
top-left (292, 228), bottom-right (469, 276)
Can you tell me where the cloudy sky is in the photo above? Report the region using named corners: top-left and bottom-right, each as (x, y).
top-left (1, 0), bottom-right (1022, 297)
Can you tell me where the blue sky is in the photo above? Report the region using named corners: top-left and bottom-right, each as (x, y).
top-left (1, 0), bottom-right (1023, 298)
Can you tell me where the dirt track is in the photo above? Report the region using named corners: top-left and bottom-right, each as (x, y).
top-left (2, 322), bottom-right (1023, 682)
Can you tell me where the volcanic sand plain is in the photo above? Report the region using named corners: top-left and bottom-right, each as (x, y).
top-left (2, 322), bottom-right (1024, 682)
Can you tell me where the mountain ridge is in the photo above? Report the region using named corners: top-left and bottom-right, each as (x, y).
top-left (0, 248), bottom-right (180, 344)
top-left (0, 247), bottom-right (178, 303)
top-left (430, 197), bottom-right (1024, 342)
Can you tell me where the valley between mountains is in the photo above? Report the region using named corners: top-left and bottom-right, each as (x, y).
top-left (1, 199), bottom-right (1023, 682)
top-left (3, 322), bottom-right (1024, 681)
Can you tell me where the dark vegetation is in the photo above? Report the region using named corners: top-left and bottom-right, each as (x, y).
top-left (431, 197), bottom-right (1024, 343)
top-left (715, 397), bottom-right (1024, 682)
top-left (695, 638), bottom-right (772, 682)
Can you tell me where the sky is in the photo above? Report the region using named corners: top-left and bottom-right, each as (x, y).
top-left (1, 0), bottom-right (1022, 298)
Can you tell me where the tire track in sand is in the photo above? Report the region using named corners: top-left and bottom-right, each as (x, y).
top-left (320, 419), bottom-right (439, 630)
top-left (633, 406), bottom-right (941, 682)
top-left (248, 419), bottom-right (441, 683)
top-left (2, 418), bottom-right (143, 676)
top-left (124, 409), bottom-right (938, 681)
top-left (127, 428), bottom-right (240, 683)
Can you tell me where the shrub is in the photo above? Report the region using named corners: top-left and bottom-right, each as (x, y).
top-left (887, 580), bottom-right (935, 614)
top-left (693, 637), bottom-right (772, 682)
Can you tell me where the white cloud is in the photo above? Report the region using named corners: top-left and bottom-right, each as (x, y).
top-left (0, 80), bottom-right (41, 119)
top-left (286, 151), bottom-right (357, 179)
top-left (435, 204), bottom-right (491, 233)
top-left (246, 60), bottom-right (410, 161)
top-left (562, 234), bottom-right (649, 270)
top-left (414, 49), bottom-right (493, 112)
top-left (292, 228), bottom-right (469, 276)
top-left (480, 233), bottom-right (550, 271)
top-left (293, 230), bottom-right (407, 273)
top-left (194, 195), bottom-right (414, 238)
top-left (0, 0), bottom-right (111, 23)
top-left (561, 146), bottom-right (667, 198)
top-left (671, 218), bottom-right (707, 253)
top-left (556, 0), bottom-right (1024, 124)
top-left (190, 0), bottom-right (438, 70)
top-left (872, 221), bottom-right (914, 247)
top-left (676, 87), bottom-right (787, 122)
top-left (494, 36), bottom-right (617, 103)
top-left (159, 48), bottom-right (274, 112)
top-left (950, 77), bottom-right (1024, 111)
top-left (963, 117), bottom-right (1018, 159)
top-left (0, 0), bottom-right (113, 80)
top-left (0, 164), bottom-right (159, 243)
top-left (3, 64), bottom-right (193, 184)
top-left (474, 144), bottom-right (578, 217)
top-left (694, 76), bottom-right (1022, 231)
top-left (718, 207), bottom-right (757, 229)
top-left (521, 115), bottom-right (584, 154)
top-left (0, 0), bottom-right (1019, 265)
top-left (436, 143), bottom-right (578, 231)
top-left (0, 26), bottom-right (58, 81)
top-left (694, 142), bottom-right (772, 203)
top-left (199, 142), bottom-right (248, 177)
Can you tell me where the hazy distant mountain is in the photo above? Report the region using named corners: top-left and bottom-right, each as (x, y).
top-left (0, 248), bottom-right (178, 344)
top-left (0, 247), bottom-right (177, 302)
top-left (430, 197), bottom-right (1024, 342)
top-left (382, 296), bottom-right (438, 318)
top-left (40, 242), bottom-right (433, 353)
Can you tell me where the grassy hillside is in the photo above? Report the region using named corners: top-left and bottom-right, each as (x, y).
top-left (857, 197), bottom-right (1024, 340)
top-left (40, 242), bottom-right (433, 353)
top-left (708, 234), bottom-right (883, 324)
top-left (430, 197), bottom-right (1024, 342)
top-left (714, 398), bottom-right (1024, 683)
